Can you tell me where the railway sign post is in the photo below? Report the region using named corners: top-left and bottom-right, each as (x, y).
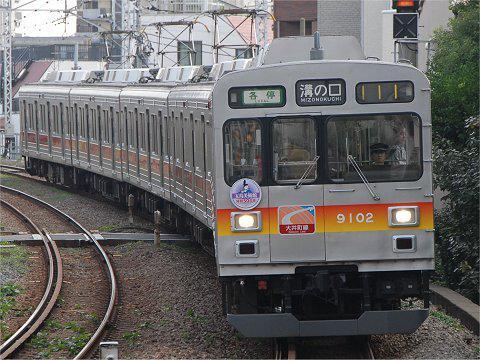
top-left (393, 13), bottom-right (418, 39)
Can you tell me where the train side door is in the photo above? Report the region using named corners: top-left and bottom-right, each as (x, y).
top-left (47, 101), bottom-right (52, 156)
top-left (124, 107), bottom-right (130, 178)
top-left (165, 111), bottom-right (175, 199)
top-left (193, 113), bottom-right (207, 218)
top-left (34, 101), bottom-right (39, 152)
top-left (268, 117), bottom-right (326, 262)
top-left (74, 104), bottom-right (79, 161)
top-left (145, 108), bottom-right (152, 184)
top-left (85, 104), bottom-right (91, 164)
top-left (134, 108), bottom-right (140, 180)
top-left (97, 105), bottom-right (103, 169)
top-left (183, 113), bottom-right (194, 211)
top-left (60, 102), bottom-right (65, 161)
top-left (173, 110), bottom-right (185, 205)
top-left (110, 107), bottom-right (115, 172)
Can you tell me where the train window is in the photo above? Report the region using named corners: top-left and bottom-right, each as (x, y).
top-left (140, 112), bottom-right (147, 151)
top-left (134, 109), bottom-right (139, 149)
top-left (27, 104), bottom-right (33, 130)
top-left (327, 114), bottom-right (422, 183)
top-left (224, 119), bottom-right (262, 185)
top-left (40, 105), bottom-right (46, 132)
top-left (47, 102), bottom-right (51, 134)
top-left (51, 105), bottom-right (56, 134)
top-left (60, 103), bottom-right (64, 136)
top-left (54, 105), bottom-right (59, 135)
top-left (151, 113), bottom-right (158, 154)
top-left (97, 106), bottom-right (102, 143)
top-left (128, 111), bottom-right (134, 148)
top-left (272, 117), bottom-right (317, 184)
top-left (158, 112), bottom-right (163, 156)
top-left (79, 107), bottom-right (84, 138)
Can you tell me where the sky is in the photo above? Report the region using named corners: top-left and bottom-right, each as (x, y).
top-left (13, 0), bottom-right (77, 37)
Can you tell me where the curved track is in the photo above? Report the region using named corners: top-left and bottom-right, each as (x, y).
top-left (0, 185), bottom-right (118, 359)
top-left (0, 201), bottom-right (63, 359)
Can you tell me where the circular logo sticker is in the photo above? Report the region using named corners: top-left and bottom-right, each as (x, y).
top-left (230, 178), bottom-right (262, 210)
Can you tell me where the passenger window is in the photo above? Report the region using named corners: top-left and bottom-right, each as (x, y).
top-left (224, 119), bottom-right (262, 185)
top-left (272, 117), bottom-right (317, 184)
top-left (327, 114), bottom-right (422, 183)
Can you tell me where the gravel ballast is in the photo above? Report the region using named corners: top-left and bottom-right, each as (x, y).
top-left (108, 242), bottom-right (479, 359)
top-left (0, 174), bottom-right (153, 231)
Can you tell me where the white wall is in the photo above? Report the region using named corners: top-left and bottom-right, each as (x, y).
top-left (362, 0), bottom-right (390, 59)
top-left (361, 0), bottom-right (452, 70)
top-left (417, 0), bottom-right (452, 72)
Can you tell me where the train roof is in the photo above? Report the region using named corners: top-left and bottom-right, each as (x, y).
top-left (261, 35), bottom-right (366, 65)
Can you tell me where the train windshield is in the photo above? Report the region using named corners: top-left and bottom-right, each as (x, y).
top-left (272, 117), bottom-right (317, 184)
top-left (224, 119), bottom-right (262, 184)
top-left (327, 114), bottom-right (422, 183)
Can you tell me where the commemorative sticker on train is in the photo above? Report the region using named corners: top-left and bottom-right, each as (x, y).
top-left (230, 178), bottom-right (262, 210)
top-left (278, 205), bottom-right (316, 235)
top-left (296, 79), bottom-right (346, 106)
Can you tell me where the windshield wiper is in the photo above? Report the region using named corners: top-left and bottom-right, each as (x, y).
top-left (294, 156), bottom-right (320, 190)
top-left (347, 155), bottom-right (380, 201)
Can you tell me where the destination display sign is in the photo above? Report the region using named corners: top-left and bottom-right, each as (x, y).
top-left (229, 86), bottom-right (286, 109)
top-left (296, 79), bottom-right (346, 106)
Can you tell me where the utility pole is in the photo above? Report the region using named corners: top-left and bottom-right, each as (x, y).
top-left (1, 0), bottom-right (12, 132)
top-left (120, 0), bottom-right (127, 67)
top-left (254, 0), bottom-right (268, 49)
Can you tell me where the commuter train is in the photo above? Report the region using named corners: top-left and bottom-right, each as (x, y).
top-left (19, 36), bottom-right (434, 338)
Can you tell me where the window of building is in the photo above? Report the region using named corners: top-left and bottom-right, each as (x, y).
top-left (177, 41), bottom-right (202, 66)
top-left (235, 48), bottom-right (253, 59)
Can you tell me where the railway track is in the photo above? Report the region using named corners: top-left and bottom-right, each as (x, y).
top-left (0, 185), bottom-right (117, 359)
top-left (0, 200), bottom-right (63, 359)
top-left (273, 336), bottom-right (375, 359)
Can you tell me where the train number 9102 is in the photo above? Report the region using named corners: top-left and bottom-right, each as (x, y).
top-left (336, 212), bottom-right (374, 224)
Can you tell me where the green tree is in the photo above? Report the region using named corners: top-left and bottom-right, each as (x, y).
top-left (434, 117), bottom-right (479, 303)
top-left (427, 0), bottom-right (479, 144)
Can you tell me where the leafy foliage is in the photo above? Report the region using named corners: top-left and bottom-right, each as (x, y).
top-left (433, 118), bottom-right (479, 304)
top-left (427, 0), bottom-right (479, 144)
top-left (427, 0), bottom-right (480, 305)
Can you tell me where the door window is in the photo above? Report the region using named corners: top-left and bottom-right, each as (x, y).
top-left (272, 117), bottom-right (317, 184)
top-left (224, 119), bottom-right (262, 185)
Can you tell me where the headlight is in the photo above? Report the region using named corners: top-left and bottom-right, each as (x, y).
top-left (231, 211), bottom-right (262, 232)
top-left (395, 209), bottom-right (413, 223)
top-left (389, 206), bottom-right (419, 227)
top-left (238, 214), bottom-right (255, 228)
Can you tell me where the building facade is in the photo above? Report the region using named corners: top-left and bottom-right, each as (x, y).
top-left (273, 0), bottom-right (452, 72)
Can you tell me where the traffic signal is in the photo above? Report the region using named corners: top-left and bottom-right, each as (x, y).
top-left (392, 0), bottom-right (419, 12)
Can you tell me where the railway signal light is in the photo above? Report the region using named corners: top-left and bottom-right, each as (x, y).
top-left (392, 0), bottom-right (419, 12)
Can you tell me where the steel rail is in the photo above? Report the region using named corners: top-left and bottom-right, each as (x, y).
top-left (0, 201), bottom-right (63, 359)
top-left (365, 339), bottom-right (375, 359)
top-left (0, 185), bottom-right (117, 359)
top-left (0, 164), bottom-right (24, 172)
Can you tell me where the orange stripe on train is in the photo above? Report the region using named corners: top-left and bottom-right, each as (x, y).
top-left (216, 202), bottom-right (433, 236)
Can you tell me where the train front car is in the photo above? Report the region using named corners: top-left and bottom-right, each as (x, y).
top-left (212, 60), bottom-right (433, 338)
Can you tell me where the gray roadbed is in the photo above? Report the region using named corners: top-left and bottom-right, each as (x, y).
top-left (430, 284), bottom-right (479, 335)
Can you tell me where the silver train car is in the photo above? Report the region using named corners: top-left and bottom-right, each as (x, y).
top-left (20, 36), bottom-right (434, 338)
